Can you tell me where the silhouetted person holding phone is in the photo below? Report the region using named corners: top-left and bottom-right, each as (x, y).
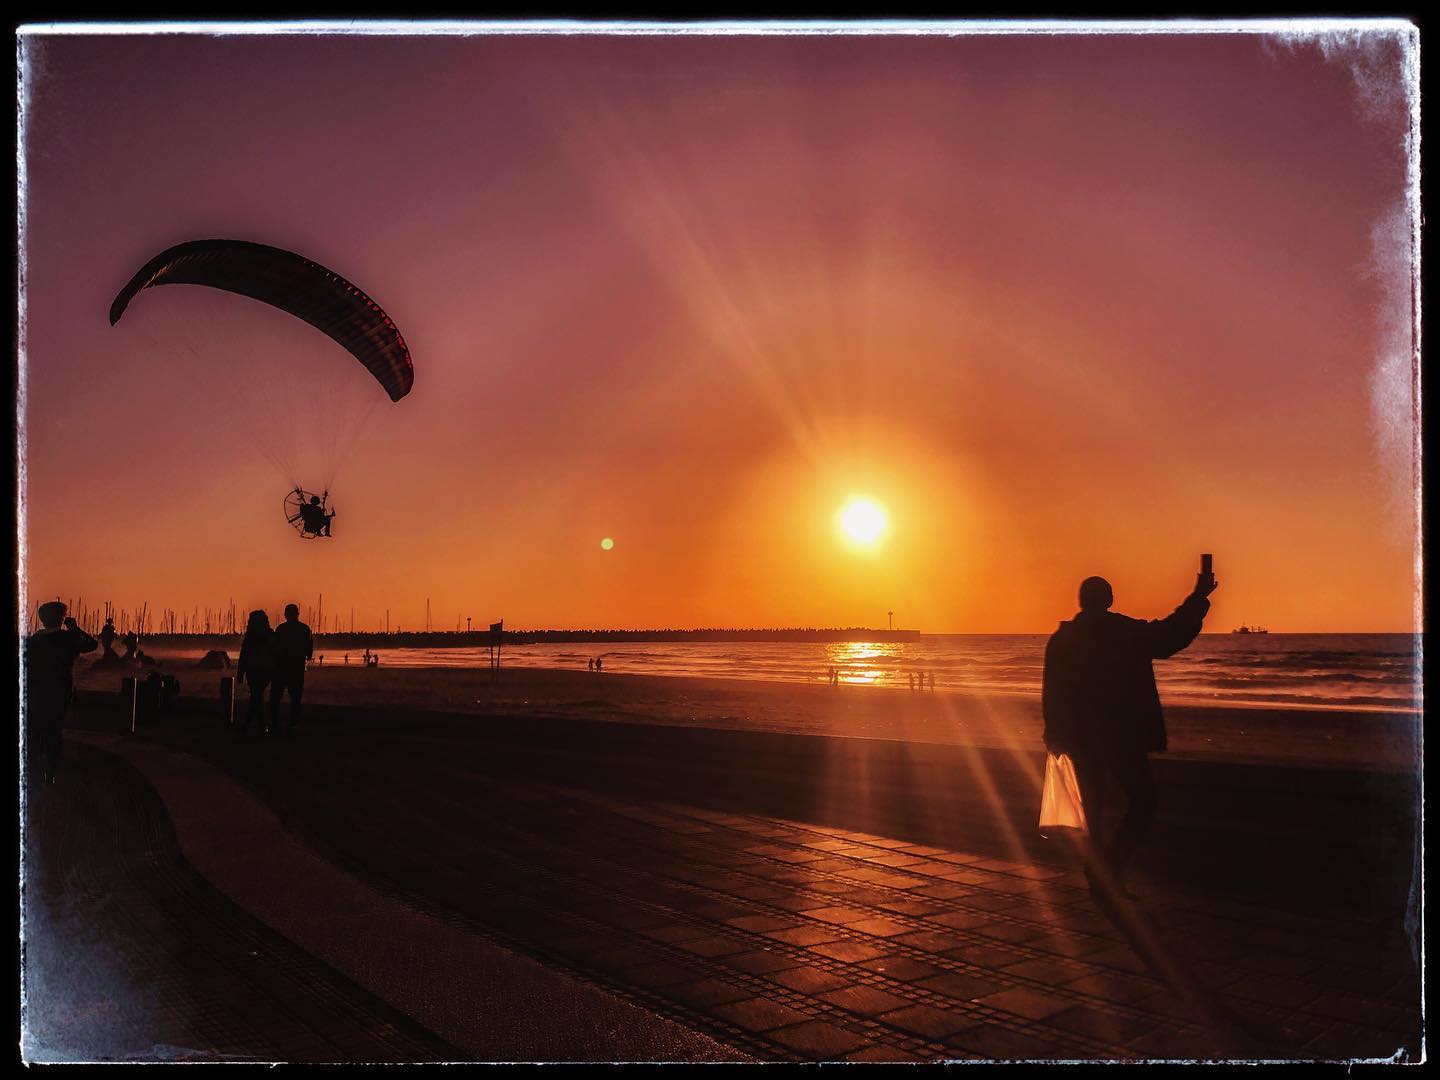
top-left (271, 603), bottom-right (313, 736)
top-left (25, 601), bottom-right (98, 786)
top-left (1042, 566), bottom-right (1218, 904)
top-left (236, 609), bottom-right (276, 738)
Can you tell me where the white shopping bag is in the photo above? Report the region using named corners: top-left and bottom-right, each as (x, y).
top-left (1038, 753), bottom-right (1088, 833)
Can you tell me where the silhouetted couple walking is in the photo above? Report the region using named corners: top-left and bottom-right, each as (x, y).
top-left (236, 603), bottom-right (314, 738)
top-left (1043, 567), bottom-right (1218, 906)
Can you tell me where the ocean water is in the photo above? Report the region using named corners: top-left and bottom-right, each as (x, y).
top-left (326, 634), bottom-right (1420, 713)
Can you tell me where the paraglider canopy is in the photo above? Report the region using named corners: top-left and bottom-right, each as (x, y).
top-left (109, 238), bottom-right (413, 403)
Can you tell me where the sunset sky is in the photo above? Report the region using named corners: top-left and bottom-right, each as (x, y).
top-left (18, 26), bottom-right (1419, 633)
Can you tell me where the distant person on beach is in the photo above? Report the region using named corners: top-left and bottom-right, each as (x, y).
top-left (587, 658), bottom-right (594, 671)
top-left (24, 601), bottom-right (98, 786)
top-left (121, 630), bottom-right (138, 663)
top-left (236, 610), bottom-right (276, 737)
top-left (594, 657), bottom-right (603, 673)
top-left (97, 617), bottom-right (118, 659)
top-left (908, 672), bottom-right (915, 691)
top-left (927, 672), bottom-right (936, 691)
top-left (271, 603), bottom-right (313, 736)
top-left (1042, 569), bottom-right (1217, 903)
top-left (344, 653), bottom-right (349, 665)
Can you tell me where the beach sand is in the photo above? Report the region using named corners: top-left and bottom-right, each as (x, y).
top-left (76, 657), bottom-right (1420, 774)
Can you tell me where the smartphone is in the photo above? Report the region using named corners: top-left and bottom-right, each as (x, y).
top-left (1201, 553), bottom-right (1213, 575)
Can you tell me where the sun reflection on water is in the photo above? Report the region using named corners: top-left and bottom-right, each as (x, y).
top-left (826, 641), bottom-right (903, 685)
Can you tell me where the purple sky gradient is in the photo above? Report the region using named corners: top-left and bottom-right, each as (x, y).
top-left (19, 30), bottom-right (1418, 632)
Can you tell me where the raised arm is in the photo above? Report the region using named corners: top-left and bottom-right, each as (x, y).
top-left (1144, 573), bottom-right (1217, 659)
top-left (65, 618), bottom-right (98, 654)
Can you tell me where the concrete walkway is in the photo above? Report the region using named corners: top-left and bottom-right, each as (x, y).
top-left (24, 702), bottom-right (1422, 1063)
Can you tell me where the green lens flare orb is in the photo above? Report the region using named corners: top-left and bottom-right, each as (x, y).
top-left (600, 537), bottom-right (614, 550)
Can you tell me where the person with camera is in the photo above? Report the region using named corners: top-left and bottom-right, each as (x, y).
top-left (1042, 562), bottom-right (1219, 905)
top-left (24, 600), bottom-right (99, 786)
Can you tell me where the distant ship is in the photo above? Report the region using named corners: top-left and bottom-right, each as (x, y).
top-left (1232, 625), bottom-right (1269, 634)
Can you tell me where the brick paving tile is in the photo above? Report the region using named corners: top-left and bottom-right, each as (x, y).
top-left (942, 1023), bottom-right (1067, 1061)
top-left (868, 872), bottom-right (930, 889)
top-left (1045, 1004), bottom-right (1160, 1044)
top-left (819, 985), bottom-right (913, 1017)
top-left (948, 890), bottom-right (1020, 910)
top-left (866, 853), bottom-right (930, 868)
top-left (1225, 977), bottom-right (1322, 1010)
top-left (847, 917), bottom-right (914, 938)
top-left (1044, 933), bottom-right (1124, 960)
top-left (975, 985), bottom-right (1077, 1021)
top-left (664, 978), bottom-right (756, 1010)
top-left (764, 926), bottom-right (845, 947)
top-left (999, 957), bottom-right (1075, 982)
top-left (944, 942), bottom-right (1030, 968)
top-left (874, 898), bottom-right (948, 918)
top-left (925, 910), bottom-right (996, 931)
top-left (878, 1003), bottom-right (973, 1040)
top-left (858, 955), bottom-right (946, 981)
top-left (722, 950), bottom-right (809, 976)
top-left (1123, 991), bottom-right (1199, 1022)
top-left (677, 936), bottom-right (755, 959)
top-left (804, 905), bottom-right (875, 925)
top-left (1065, 973), bottom-right (1163, 1008)
top-left (615, 961), bottom-right (708, 989)
top-left (863, 837), bottom-right (917, 850)
top-left (806, 859), bottom-right (866, 874)
top-left (688, 901), bottom-right (756, 922)
top-left (895, 845), bottom-right (951, 857)
top-left (892, 929), bottom-right (965, 953)
top-left (724, 914), bottom-right (803, 933)
top-left (728, 884), bottom-right (792, 902)
top-left (930, 851), bottom-right (985, 865)
top-left (801, 839), bottom-right (855, 852)
top-left (1082, 945), bottom-right (1154, 975)
top-left (710, 997), bottom-right (813, 1033)
top-left (811, 940), bottom-right (892, 964)
top-left (910, 882), bottom-right (976, 901)
top-left (842, 1044), bottom-right (930, 1062)
top-left (900, 861), bottom-right (959, 878)
top-left (772, 850), bottom-right (828, 864)
top-left (914, 970), bottom-right (1006, 1002)
top-left (638, 923), bottom-right (713, 944)
top-left (844, 887), bottom-right (908, 906)
top-left (767, 1020), bottom-right (872, 1058)
top-left (765, 894), bottom-right (841, 913)
top-left (976, 875), bottom-right (1050, 896)
top-left (806, 880), bottom-right (860, 896)
top-left (973, 922), bottom-right (1048, 945)
top-left (765, 966), bottom-right (856, 995)
top-left (1303, 991), bottom-right (1410, 1031)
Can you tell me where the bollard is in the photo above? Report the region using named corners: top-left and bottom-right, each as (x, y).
top-left (120, 676), bottom-right (138, 734)
top-left (219, 676), bottom-right (236, 729)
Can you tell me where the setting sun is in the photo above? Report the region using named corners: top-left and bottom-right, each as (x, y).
top-left (837, 497), bottom-right (889, 549)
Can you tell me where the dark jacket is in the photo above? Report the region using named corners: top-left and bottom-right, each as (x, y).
top-left (273, 619), bottom-right (314, 672)
top-left (25, 625), bottom-right (99, 711)
top-left (1042, 593), bottom-right (1209, 755)
top-left (236, 628), bottom-right (276, 684)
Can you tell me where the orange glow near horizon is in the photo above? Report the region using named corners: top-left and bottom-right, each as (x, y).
top-left (18, 34), bottom-right (1419, 634)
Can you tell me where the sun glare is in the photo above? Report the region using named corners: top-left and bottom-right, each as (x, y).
top-left (837, 497), bottom-right (889, 548)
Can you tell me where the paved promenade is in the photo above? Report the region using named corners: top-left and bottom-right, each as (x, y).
top-left (20, 700), bottom-right (1422, 1063)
